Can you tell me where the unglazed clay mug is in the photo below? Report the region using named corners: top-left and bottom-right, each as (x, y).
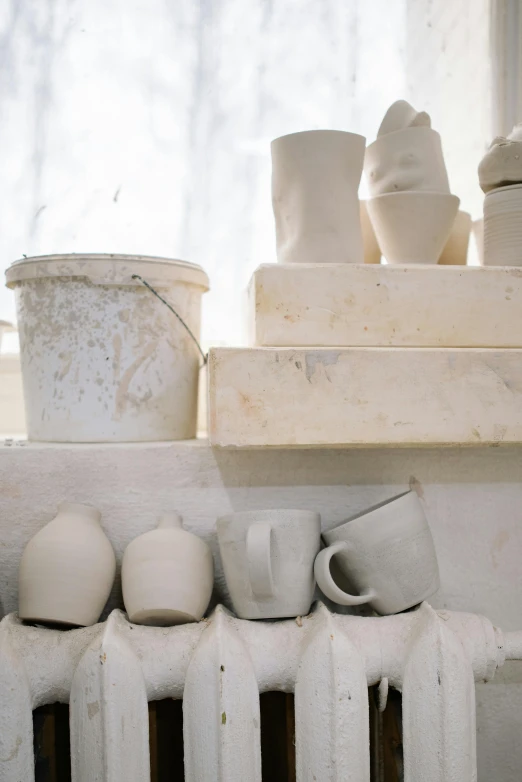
top-left (216, 509), bottom-right (321, 619)
top-left (314, 491), bottom-right (439, 615)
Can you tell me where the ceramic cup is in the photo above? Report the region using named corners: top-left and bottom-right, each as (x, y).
top-left (367, 191), bottom-right (460, 264)
top-left (314, 491), bottom-right (439, 615)
top-left (483, 184), bottom-right (522, 266)
top-left (438, 210), bottom-right (472, 265)
top-left (360, 200), bottom-right (381, 264)
top-left (19, 502), bottom-right (116, 626)
top-left (217, 509), bottom-right (321, 619)
top-left (364, 126), bottom-right (450, 197)
top-left (271, 130), bottom-right (366, 264)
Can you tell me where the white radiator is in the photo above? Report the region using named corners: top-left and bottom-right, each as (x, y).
top-left (1, 601), bottom-right (520, 782)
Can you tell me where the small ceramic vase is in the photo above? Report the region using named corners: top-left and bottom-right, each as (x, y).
top-left (367, 191), bottom-right (460, 264)
top-left (360, 200), bottom-right (381, 264)
top-left (364, 126), bottom-right (451, 197)
top-left (483, 184), bottom-right (522, 266)
top-left (271, 130), bottom-right (366, 264)
top-left (438, 210), bottom-right (472, 265)
top-left (19, 502), bottom-right (116, 626)
top-left (122, 512), bottom-right (213, 626)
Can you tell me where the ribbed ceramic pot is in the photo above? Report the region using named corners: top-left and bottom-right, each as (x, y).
top-left (483, 184), bottom-right (522, 266)
top-left (271, 130), bottom-right (366, 264)
top-left (19, 502), bottom-right (116, 626)
top-left (122, 512), bottom-right (214, 626)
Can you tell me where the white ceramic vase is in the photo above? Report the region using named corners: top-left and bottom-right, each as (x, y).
top-left (438, 210), bottom-right (472, 265)
top-left (217, 509), bottom-right (321, 619)
top-left (472, 217), bottom-right (484, 265)
top-left (367, 191), bottom-right (460, 265)
top-left (364, 126), bottom-right (450, 197)
top-left (19, 502), bottom-right (116, 626)
top-left (360, 201), bottom-right (381, 264)
top-left (122, 512), bottom-right (213, 626)
top-left (483, 184), bottom-right (522, 266)
top-left (271, 130), bottom-right (366, 264)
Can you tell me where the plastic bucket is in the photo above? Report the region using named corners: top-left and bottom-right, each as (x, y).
top-left (5, 254), bottom-right (209, 442)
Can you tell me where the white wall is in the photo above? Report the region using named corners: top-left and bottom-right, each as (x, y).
top-left (0, 0), bottom-right (407, 345)
top-left (406, 0), bottom-right (493, 220)
top-left (0, 440), bottom-right (522, 779)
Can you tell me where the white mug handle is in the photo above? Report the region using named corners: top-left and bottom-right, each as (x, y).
top-left (314, 541), bottom-right (376, 606)
top-left (246, 522), bottom-right (275, 598)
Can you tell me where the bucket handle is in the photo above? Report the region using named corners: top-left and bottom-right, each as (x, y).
top-left (132, 274), bottom-right (207, 366)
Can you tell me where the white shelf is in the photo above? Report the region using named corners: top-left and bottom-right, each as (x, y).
top-left (208, 346), bottom-right (522, 448)
top-left (248, 264), bottom-right (522, 347)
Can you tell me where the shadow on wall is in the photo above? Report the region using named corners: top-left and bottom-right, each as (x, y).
top-left (211, 445), bottom-right (522, 493)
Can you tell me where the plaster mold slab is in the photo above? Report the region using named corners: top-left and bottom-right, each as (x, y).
top-left (248, 264), bottom-right (522, 348)
top-left (208, 346), bottom-right (522, 448)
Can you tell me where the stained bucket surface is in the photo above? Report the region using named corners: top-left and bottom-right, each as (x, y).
top-left (5, 254), bottom-right (209, 442)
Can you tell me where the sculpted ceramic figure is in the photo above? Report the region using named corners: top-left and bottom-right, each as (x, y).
top-left (479, 124), bottom-right (522, 192)
top-left (365, 100), bottom-right (459, 264)
top-left (122, 512), bottom-right (213, 626)
top-left (365, 101), bottom-right (451, 197)
top-left (217, 509), bottom-right (321, 619)
top-left (271, 130), bottom-right (366, 264)
top-left (19, 502), bottom-right (116, 626)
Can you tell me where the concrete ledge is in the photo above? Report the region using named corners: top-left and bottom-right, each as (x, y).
top-left (248, 264), bottom-right (522, 347)
top-left (209, 346), bottom-right (522, 447)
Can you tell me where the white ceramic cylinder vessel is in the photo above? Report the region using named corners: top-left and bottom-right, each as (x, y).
top-left (217, 509), bottom-right (321, 619)
top-left (122, 512), bottom-right (214, 626)
top-left (5, 254), bottom-right (209, 442)
top-left (367, 192), bottom-right (460, 264)
top-left (483, 184), bottom-right (522, 266)
top-left (364, 126), bottom-right (451, 197)
top-left (438, 210), bottom-right (472, 265)
top-left (314, 491), bottom-right (440, 615)
top-left (271, 130), bottom-right (366, 264)
top-left (19, 502), bottom-right (116, 626)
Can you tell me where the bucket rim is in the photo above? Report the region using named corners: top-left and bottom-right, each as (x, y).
top-left (5, 253), bottom-right (209, 290)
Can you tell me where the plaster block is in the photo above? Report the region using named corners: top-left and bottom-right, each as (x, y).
top-left (248, 264), bottom-right (522, 347)
top-left (208, 346), bottom-right (522, 447)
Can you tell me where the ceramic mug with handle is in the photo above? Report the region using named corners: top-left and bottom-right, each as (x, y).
top-left (314, 491), bottom-right (439, 615)
top-left (217, 509), bottom-right (321, 619)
